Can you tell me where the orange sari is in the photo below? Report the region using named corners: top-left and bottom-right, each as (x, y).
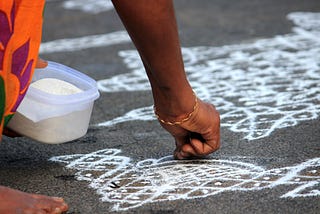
top-left (0, 0), bottom-right (45, 138)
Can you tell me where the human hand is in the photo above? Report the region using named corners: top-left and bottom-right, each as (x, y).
top-left (2, 127), bottom-right (21, 138)
top-left (157, 98), bottom-right (220, 160)
top-left (36, 57), bottom-right (48, 68)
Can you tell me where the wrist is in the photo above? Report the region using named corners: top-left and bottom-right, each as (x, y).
top-left (154, 92), bottom-right (198, 125)
top-left (152, 85), bottom-right (196, 122)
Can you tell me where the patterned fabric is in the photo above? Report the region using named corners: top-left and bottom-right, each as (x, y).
top-left (0, 0), bottom-right (45, 138)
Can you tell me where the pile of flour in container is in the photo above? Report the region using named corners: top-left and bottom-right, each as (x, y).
top-left (31, 78), bottom-right (83, 95)
top-left (8, 61), bottom-right (100, 144)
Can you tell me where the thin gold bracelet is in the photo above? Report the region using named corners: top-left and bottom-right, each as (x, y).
top-left (154, 92), bottom-right (198, 125)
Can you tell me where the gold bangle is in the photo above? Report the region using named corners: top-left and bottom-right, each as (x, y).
top-left (154, 92), bottom-right (198, 125)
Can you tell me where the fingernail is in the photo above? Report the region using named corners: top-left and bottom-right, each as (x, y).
top-left (180, 151), bottom-right (190, 158)
top-left (175, 152), bottom-right (189, 160)
top-left (173, 152), bottom-right (183, 160)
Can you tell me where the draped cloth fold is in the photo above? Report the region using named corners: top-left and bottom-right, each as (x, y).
top-left (0, 0), bottom-right (45, 139)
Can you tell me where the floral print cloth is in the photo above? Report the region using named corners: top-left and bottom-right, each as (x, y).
top-left (0, 0), bottom-right (45, 138)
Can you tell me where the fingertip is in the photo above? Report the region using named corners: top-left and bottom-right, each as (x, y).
top-left (173, 150), bottom-right (181, 160)
top-left (36, 58), bottom-right (48, 69)
top-left (174, 152), bottom-right (184, 160)
top-left (174, 144), bottom-right (194, 160)
top-left (181, 144), bottom-right (197, 157)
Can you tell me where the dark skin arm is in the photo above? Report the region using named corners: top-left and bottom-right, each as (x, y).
top-left (111, 0), bottom-right (220, 159)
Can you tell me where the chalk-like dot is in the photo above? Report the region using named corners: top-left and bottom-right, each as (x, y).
top-left (112, 195), bottom-right (122, 199)
top-left (131, 196), bottom-right (140, 200)
top-left (202, 189), bottom-right (209, 194)
top-left (168, 196), bottom-right (177, 200)
top-left (97, 179), bottom-right (104, 183)
top-left (310, 190), bottom-right (320, 194)
top-left (297, 114), bottom-right (308, 118)
top-left (244, 101), bottom-right (257, 106)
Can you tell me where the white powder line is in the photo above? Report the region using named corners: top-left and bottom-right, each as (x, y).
top-left (62, 0), bottom-right (114, 14)
top-left (268, 158), bottom-right (320, 188)
top-left (95, 12), bottom-right (320, 141)
top-left (94, 106), bottom-right (155, 127)
top-left (40, 31), bottom-right (131, 54)
top-left (46, 0), bottom-right (114, 14)
top-left (280, 181), bottom-right (320, 198)
top-left (50, 149), bottom-right (320, 211)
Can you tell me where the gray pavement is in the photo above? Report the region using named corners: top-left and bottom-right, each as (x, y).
top-left (1, 0), bottom-right (320, 213)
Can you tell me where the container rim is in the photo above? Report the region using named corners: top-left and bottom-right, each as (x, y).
top-left (26, 61), bottom-right (100, 105)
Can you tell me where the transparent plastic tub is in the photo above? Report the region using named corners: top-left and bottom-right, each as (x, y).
top-left (7, 61), bottom-right (100, 144)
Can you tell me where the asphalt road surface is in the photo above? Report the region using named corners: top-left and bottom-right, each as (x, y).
top-left (1, 0), bottom-right (320, 213)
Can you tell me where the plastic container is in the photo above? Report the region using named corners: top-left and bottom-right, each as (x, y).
top-left (7, 61), bottom-right (100, 144)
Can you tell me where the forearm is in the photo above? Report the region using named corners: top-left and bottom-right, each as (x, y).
top-left (112, 0), bottom-right (195, 118)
